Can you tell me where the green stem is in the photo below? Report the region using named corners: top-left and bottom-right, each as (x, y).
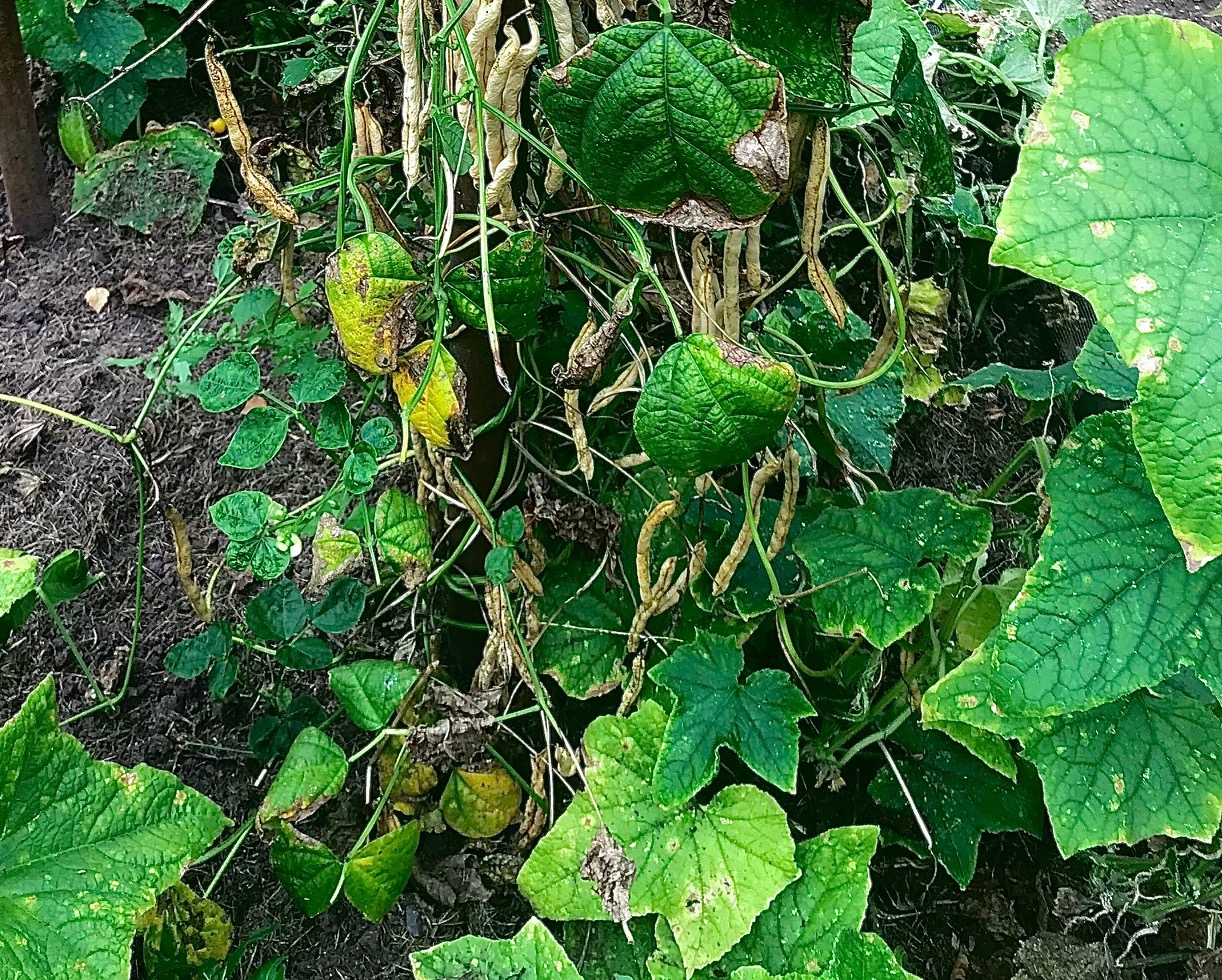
top-left (202, 815), bottom-right (256, 900)
top-left (336, 0), bottom-right (392, 252)
top-left (38, 590), bottom-right (106, 703)
top-left (976, 437), bottom-right (1042, 503)
top-left (0, 393), bottom-right (122, 443)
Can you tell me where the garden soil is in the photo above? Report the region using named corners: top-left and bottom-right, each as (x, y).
top-left (2, 0), bottom-right (1219, 970)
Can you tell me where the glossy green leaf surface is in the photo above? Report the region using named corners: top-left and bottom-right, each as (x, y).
top-left (650, 632), bottom-right (814, 804)
top-left (635, 335), bottom-right (799, 476)
top-left (539, 22), bottom-right (788, 230)
top-left (731, 0), bottom-right (870, 104)
top-left (374, 489), bottom-right (432, 587)
top-left (793, 489), bottom-right (991, 647)
top-left (268, 823), bottom-right (342, 917)
top-left (259, 728), bottom-right (348, 824)
top-left (448, 232), bottom-right (548, 340)
top-left (0, 676), bottom-right (227, 980)
top-left (198, 354), bottom-right (261, 412)
top-left (218, 407), bottom-right (290, 470)
top-left (329, 660), bottom-right (419, 731)
top-left (518, 701), bottom-right (798, 973)
top-left (344, 821), bottom-right (420, 922)
top-left (990, 16), bottom-right (1222, 566)
top-left (842, 0), bottom-right (931, 126)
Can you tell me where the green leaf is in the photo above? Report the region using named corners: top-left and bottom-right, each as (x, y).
top-left (329, 660), bottom-right (420, 730)
top-left (39, 549), bottom-right (100, 607)
top-left (869, 722), bottom-right (1043, 887)
top-left (695, 826), bottom-right (879, 980)
top-left (564, 920), bottom-right (657, 980)
top-left (259, 727), bottom-right (348, 824)
top-left (344, 821), bottom-right (421, 922)
top-left (498, 507), bottom-right (526, 544)
top-left (635, 334), bottom-right (799, 476)
top-left (952, 360), bottom-right (1078, 401)
top-left (818, 930), bottom-right (919, 980)
top-left (226, 535), bottom-right (293, 581)
top-left (210, 491), bottom-right (272, 542)
top-left (990, 16), bottom-right (1222, 566)
top-left (0, 676), bottom-right (228, 980)
top-left (731, 0), bottom-right (870, 105)
top-left (268, 822), bottom-right (342, 917)
top-left (484, 546), bottom-right (515, 586)
top-left (16, 0), bottom-right (81, 73)
top-left (374, 488), bottom-right (432, 587)
top-left (71, 124), bottom-right (221, 234)
top-left (539, 22), bottom-right (788, 230)
top-left (290, 356), bottom-right (347, 405)
top-left (127, 7), bottom-right (187, 81)
top-left (219, 407), bottom-right (290, 469)
top-left (77, 68), bottom-right (147, 144)
top-left (0, 549), bottom-right (39, 618)
top-left (278, 637), bottom-right (334, 671)
top-left (165, 623), bottom-right (231, 680)
top-left (1021, 687), bottom-right (1222, 855)
top-left (890, 32), bottom-right (954, 196)
top-left (825, 366), bottom-right (904, 473)
top-left (1073, 323), bottom-right (1137, 402)
top-left (246, 580), bottom-right (308, 643)
top-left (198, 353), bottom-right (261, 412)
top-left (842, 0), bottom-right (932, 126)
top-left (518, 701), bottom-right (799, 973)
top-left (535, 562), bottom-right (634, 699)
top-left (359, 416), bottom-right (398, 455)
top-left (924, 411), bottom-right (1222, 738)
top-left (311, 577), bottom-right (366, 633)
top-left (411, 919), bottom-right (583, 980)
top-left (431, 110), bottom-right (477, 175)
top-left (923, 412), bottom-right (1222, 853)
top-left (649, 632), bottom-right (814, 804)
top-left (448, 232), bottom-right (548, 340)
top-left (74, 1), bottom-right (144, 71)
top-left (208, 656), bottom-right (238, 699)
top-left (793, 488), bottom-right (991, 647)
top-left (343, 445), bottom-right (379, 494)
top-left (315, 396), bottom-right (354, 450)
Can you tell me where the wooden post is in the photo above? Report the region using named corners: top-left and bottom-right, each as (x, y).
top-left (0, 0), bottom-right (55, 239)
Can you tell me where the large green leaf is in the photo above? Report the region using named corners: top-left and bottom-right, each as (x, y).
top-left (923, 412), bottom-right (1222, 733)
top-left (412, 919), bottom-right (583, 980)
top-left (518, 701), bottom-right (799, 973)
top-left (0, 676), bottom-right (227, 980)
top-left (539, 23), bottom-right (788, 230)
top-left (258, 728), bottom-right (348, 824)
top-left (649, 631), bottom-right (814, 804)
top-left (841, 0), bottom-right (932, 126)
top-left (869, 723), bottom-right (1044, 887)
top-left (924, 412), bottom-right (1222, 853)
top-left (733, 930), bottom-right (918, 980)
top-left (16, 0), bottom-right (80, 72)
top-left (730, 0), bottom-right (871, 105)
top-left (793, 489), bottom-right (991, 647)
top-left (1021, 686), bottom-right (1222, 855)
top-left (695, 826), bottom-right (879, 980)
top-left (990, 15), bottom-right (1222, 566)
top-left (74, 1), bottom-right (144, 71)
top-left (634, 335), bottom-right (799, 476)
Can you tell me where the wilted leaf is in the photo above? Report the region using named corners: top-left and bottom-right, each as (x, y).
top-left (374, 488), bottom-right (432, 588)
top-left (140, 882), bottom-right (232, 975)
top-left (325, 232), bottom-right (421, 375)
top-left (441, 765), bottom-right (523, 839)
top-left (392, 341), bottom-right (473, 456)
top-left (307, 513), bottom-right (364, 594)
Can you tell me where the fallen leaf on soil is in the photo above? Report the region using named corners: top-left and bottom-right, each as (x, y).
top-left (85, 286), bottom-right (110, 313)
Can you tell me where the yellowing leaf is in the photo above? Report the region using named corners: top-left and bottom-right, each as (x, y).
top-left (441, 765), bottom-right (522, 838)
top-left (392, 340), bottom-right (473, 455)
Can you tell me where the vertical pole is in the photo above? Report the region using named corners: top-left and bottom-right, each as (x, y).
top-left (0, 0), bottom-right (55, 239)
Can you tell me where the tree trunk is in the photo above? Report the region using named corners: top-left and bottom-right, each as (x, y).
top-left (0, 0), bottom-right (54, 239)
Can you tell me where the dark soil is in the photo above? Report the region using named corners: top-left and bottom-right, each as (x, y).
top-left (1085, 0), bottom-right (1216, 24)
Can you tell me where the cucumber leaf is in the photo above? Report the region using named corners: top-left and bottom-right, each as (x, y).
top-left (412, 919), bottom-right (583, 980)
top-left (990, 16), bottom-right (1222, 567)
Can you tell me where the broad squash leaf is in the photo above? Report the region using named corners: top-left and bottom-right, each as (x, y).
top-left (869, 722), bottom-right (1044, 887)
top-left (793, 489), bottom-right (991, 647)
top-left (1073, 323), bottom-right (1137, 401)
top-left (649, 631), bottom-right (814, 804)
top-left (694, 826), bottom-right (880, 980)
top-left (0, 676), bottom-right (227, 980)
top-left (412, 918), bottom-right (583, 980)
top-left (447, 232), bottom-right (548, 340)
top-left (990, 15), bottom-right (1222, 567)
top-left (539, 22), bottom-right (788, 230)
top-left (15, 0), bottom-right (81, 72)
top-left (392, 341), bottom-right (473, 456)
top-left (924, 411), bottom-right (1222, 853)
top-left (731, 0), bottom-right (871, 105)
top-left (518, 701), bottom-right (799, 973)
top-left (634, 335), bottom-right (799, 476)
top-left (325, 232), bottom-right (421, 375)
top-left (732, 930), bottom-right (918, 980)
